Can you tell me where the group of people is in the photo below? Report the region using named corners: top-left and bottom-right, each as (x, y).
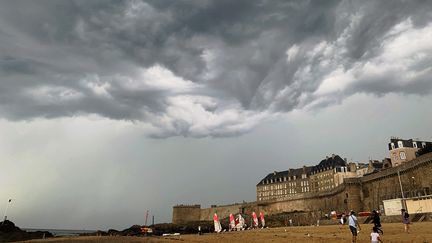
top-left (340, 208), bottom-right (411, 243)
top-left (212, 208), bottom-right (412, 241)
top-left (213, 212), bottom-right (266, 233)
top-left (339, 210), bottom-right (382, 243)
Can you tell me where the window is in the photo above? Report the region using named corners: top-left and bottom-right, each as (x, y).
top-left (391, 143), bottom-right (395, 150)
top-left (400, 151), bottom-right (406, 160)
top-left (398, 141), bottom-right (403, 148)
top-left (413, 142), bottom-right (417, 148)
top-left (422, 142), bottom-right (426, 148)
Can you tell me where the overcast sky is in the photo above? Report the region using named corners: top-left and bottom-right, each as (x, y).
top-left (1, 0), bottom-right (432, 230)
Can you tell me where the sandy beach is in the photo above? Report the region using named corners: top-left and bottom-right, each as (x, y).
top-left (20, 222), bottom-right (432, 243)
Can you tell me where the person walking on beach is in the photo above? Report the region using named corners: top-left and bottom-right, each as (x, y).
top-left (348, 211), bottom-right (361, 243)
top-left (339, 213), bottom-right (346, 230)
top-left (370, 227), bottom-right (383, 243)
top-left (372, 210), bottom-right (383, 234)
top-left (401, 209), bottom-right (410, 233)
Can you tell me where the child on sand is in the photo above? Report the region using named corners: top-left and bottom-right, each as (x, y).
top-left (401, 208), bottom-right (410, 233)
top-left (371, 227), bottom-right (383, 243)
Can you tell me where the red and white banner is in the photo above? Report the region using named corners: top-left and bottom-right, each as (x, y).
top-left (252, 211), bottom-right (259, 227)
top-left (213, 213), bottom-right (222, 233)
top-left (260, 212), bottom-right (265, 228)
top-left (229, 213), bottom-right (235, 231)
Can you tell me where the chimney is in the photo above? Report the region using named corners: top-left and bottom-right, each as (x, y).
top-left (273, 171), bottom-right (277, 175)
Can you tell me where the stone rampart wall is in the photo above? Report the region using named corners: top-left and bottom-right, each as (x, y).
top-left (361, 153), bottom-right (432, 213)
top-left (199, 203), bottom-right (251, 221)
top-left (173, 153), bottom-right (432, 223)
top-left (172, 205), bottom-right (201, 224)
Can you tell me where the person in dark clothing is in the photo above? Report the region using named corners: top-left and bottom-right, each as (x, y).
top-left (401, 209), bottom-right (410, 233)
top-left (371, 210), bottom-right (383, 234)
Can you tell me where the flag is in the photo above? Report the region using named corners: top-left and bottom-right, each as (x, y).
top-left (252, 212), bottom-right (258, 227)
top-left (229, 214), bottom-right (235, 231)
top-left (213, 213), bottom-right (222, 233)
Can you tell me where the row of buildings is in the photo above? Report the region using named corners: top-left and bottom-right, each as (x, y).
top-left (256, 137), bottom-right (432, 202)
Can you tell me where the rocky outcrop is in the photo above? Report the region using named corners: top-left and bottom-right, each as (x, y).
top-left (0, 220), bottom-right (53, 242)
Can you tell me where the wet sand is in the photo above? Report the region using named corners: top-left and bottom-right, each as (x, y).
top-left (21, 222), bottom-right (432, 243)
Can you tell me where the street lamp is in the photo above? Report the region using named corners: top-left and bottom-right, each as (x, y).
top-left (397, 170), bottom-right (407, 211)
top-left (411, 177), bottom-right (416, 197)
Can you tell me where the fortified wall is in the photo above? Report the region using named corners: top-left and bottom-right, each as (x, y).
top-left (361, 152), bottom-right (432, 212)
top-left (172, 204), bottom-right (201, 224)
top-left (172, 153), bottom-right (432, 224)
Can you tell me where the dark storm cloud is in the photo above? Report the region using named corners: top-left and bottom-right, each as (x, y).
top-left (1, 0), bottom-right (432, 136)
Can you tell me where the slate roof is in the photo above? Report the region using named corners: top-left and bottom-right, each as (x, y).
top-left (370, 161), bottom-right (383, 170)
top-left (311, 155), bottom-right (347, 174)
top-left (256, 166), bottom-right (313, 186)
top-left (257, 154), bottom-right (348, 186)
top-left (388, 138), bottom-right (432, 150)
top-left (416, 144), bottom-right (432, 156)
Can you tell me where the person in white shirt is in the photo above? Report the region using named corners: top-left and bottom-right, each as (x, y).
top-left (339, 213), bottom-right (346, 229)
top-left (371, 227), bottom-right (383, 243)
top-left (348, 211), bottom-right (361, 243)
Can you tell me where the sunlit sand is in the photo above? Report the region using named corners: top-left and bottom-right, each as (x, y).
top-left (21, 222), bottom-right (432, 243)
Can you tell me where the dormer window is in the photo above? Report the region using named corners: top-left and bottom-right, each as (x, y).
top-left (391, 143), bottom-right (395, 150)
top-left (422, 142), bottom-right (426, 148)
top-left (398, 141), bottom-right (403, 148)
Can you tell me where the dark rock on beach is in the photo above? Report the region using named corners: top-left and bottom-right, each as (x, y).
top-left (0, 220), bottom-right (53, 242)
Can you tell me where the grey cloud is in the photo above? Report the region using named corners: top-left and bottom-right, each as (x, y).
top-left (0, 56), bottom-right (37, 75)
top-left (0, 0), bottom-right (432, 137)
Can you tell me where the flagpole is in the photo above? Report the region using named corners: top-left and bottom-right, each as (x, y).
top-left (2, 199), bottom-right (12, 224)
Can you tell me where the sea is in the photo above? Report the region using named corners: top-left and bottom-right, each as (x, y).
top-left (24, 228), bottom-right (96, 236)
